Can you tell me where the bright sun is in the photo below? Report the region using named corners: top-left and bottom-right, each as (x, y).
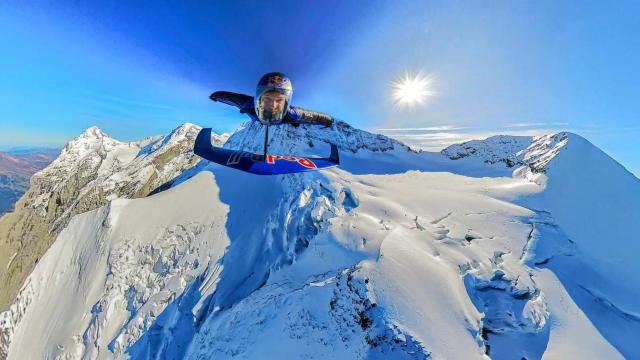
top-left (391, 72), bottom-right (435, 108)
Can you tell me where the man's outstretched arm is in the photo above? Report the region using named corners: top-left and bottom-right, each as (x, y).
top-left (290, 106), bottom-right (334, 127)
top-left (210, 91), bottom-right (254, 112)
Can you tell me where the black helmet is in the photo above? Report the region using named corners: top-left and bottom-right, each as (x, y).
top-left (254, 72), bottom-right (293, 124)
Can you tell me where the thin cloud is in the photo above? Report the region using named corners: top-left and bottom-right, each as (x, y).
top-left (504, 122), bottom-right (547, 128)
top-left (376, 126), bottom-right (568, 152)
top-left (372, 125), bottom-right (469, 131)
top-left (389, 132), bottom-right (462, 139)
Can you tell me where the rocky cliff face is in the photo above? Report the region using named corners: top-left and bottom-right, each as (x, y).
top-left (0, 123), bottom-right (227, 312)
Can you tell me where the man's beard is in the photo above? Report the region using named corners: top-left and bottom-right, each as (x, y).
top-left (262, 108), bottom-right (284, 122)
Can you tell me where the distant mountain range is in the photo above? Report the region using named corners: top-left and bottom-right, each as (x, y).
top-left (0, 149), bottom-right (59, 215)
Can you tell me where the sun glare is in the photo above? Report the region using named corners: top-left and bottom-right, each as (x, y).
top-left (391, 72), bottom-right (435, 108)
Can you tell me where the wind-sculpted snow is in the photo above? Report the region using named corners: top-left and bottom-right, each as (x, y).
top-left (506, 205), bottom-right (640, 359)
top-left (464, 272), bottom-right (550, 359)
top-left (494, 132), bottom-right (640, 358)
top-left (0, 122), bottom-right (637, 359)
top-left (0, 172), bottom-right (230, 359)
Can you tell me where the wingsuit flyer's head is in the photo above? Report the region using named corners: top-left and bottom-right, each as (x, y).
top-left (255, 72), bottom-right (293, 124)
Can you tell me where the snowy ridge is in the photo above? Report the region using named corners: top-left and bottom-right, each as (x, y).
top-left (0, 123), bottom-right (226, 322)
top-left (440, 132), bottom-right (574, 176)
top-left (30, 123), bottom-right (212, 217)
top-left (441, 135), bottom-right (533, 168)
top-left (1, 122), bottom-right (638, 359)
top-left (515, 133), bottom-right (640, 358)
top-left (520, 133), bottom-right (569, 172)
top-left (26, 123), bottom-right (225, 233)
top-left (1, 173), bottom-right (230, 359)
top-left (224, 120), bottom-right (406, 156)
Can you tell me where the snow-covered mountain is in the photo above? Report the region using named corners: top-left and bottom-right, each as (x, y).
top-left (0, 121), bottom-right (638, 359)
top-left (0, 124), bottom-right (228, 315)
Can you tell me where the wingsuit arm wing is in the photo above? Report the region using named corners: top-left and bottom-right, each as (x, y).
top-left (291, 107), bottom-right (334, 127)
top-left (210, 91), bottom-right (254, 112)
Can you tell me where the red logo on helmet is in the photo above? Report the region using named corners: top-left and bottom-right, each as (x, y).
top-left (267, 75), bottom-right (287, 87)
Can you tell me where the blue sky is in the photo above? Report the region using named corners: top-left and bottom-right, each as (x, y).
top-left (0, 1), bottom-right (638, 176)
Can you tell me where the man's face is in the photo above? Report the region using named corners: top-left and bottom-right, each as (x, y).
top-left (259, 91), bottom-right (288, 119)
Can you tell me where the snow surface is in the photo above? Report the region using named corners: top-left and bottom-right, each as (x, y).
top-left (1, 122), bottom-right (637, 359)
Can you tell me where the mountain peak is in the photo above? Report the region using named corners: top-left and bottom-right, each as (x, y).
top-left (168, 123), bottom-right (201, 139)
top-left (79, 126), bottom-right (108, 139)
top-left (64, 126), bottom-right (116, 150)
top-left (56, 126), bottom-right (122, 164)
